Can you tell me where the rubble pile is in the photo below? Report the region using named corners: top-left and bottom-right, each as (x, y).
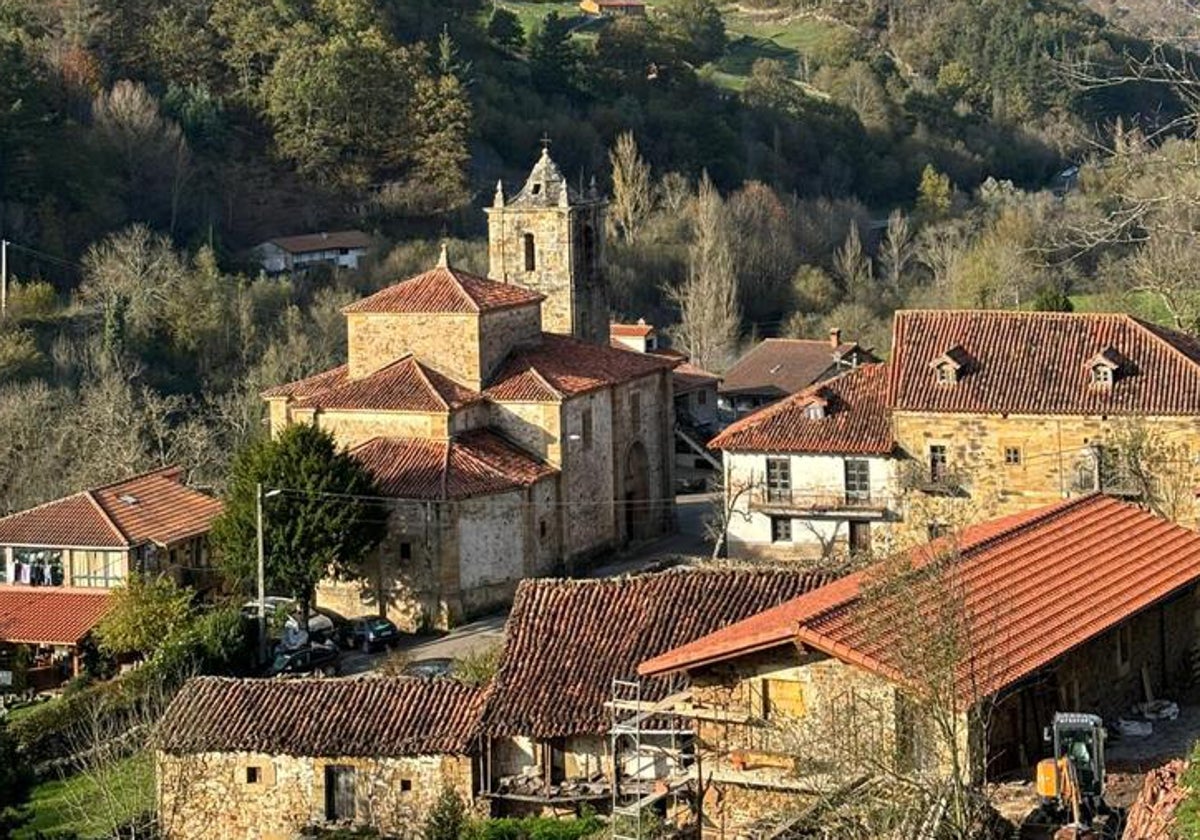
top-left (1122, 760), bottom-right (1188, 840)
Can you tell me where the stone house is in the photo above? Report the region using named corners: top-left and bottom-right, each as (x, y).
top-left (718, 332), bottom-right (875, 421)
top-left (254, 230), bottom-right (373, 274)
top-left (263, 150), bottom-right (678, 630)
top-left (478, 567), bottom-right (832, 815)
top-left (888, 309), bottom-right (1200, 537)
top-left (639, 494), bottom-right (1200, 837)
top-left (0, 466), bottom-right (223, 591)
top-left (712, 363), bottom-right (899, 561)
top-left (156, 676), bottom-right (488, 840)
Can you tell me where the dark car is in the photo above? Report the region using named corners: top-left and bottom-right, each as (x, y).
top-left (268, 641), bottom-right (341, 678)
top-left (341, 616), bottom-right (401, 652)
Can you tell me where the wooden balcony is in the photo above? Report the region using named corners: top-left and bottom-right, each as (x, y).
top-left (751, 489), bottom-right (891, 518)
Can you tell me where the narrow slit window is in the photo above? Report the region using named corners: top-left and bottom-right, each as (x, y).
top-left (524, 233), bottom-right (536, 271)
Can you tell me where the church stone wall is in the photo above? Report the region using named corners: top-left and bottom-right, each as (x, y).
top-left (297, 407), bottom-right (450, 448)
top-left (561, 391), bottom-right (616, 561)
top-left (479, 304), bottom-right (542, 381)
top-left (347, 312), bottom-right (482, 387)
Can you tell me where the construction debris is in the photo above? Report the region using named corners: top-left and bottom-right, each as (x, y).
top-left (1121, 760), bottom-right (1188, 840)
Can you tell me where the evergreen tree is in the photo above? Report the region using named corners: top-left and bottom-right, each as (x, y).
top-left (486, 8), bottom-right (524, 52)
top-left (530, 13), bottom-right (577, 94)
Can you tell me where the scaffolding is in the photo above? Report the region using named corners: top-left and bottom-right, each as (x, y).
top-left (609, 678), bottom-right (695, 840)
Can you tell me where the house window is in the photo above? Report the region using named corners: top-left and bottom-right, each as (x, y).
top-left (935, 363), bottom-right (956, 384)
top-left (771, 518), bottom-right (792, 543)
top-left (630, 392), bottom-right (641, 425)
top-left (70, 550), bottom-right (121, 588)
top-left (844, 459), bottom-right (870, 502)
top-left (399, 542), bottom-right (412, 562)
top-left (929, 445), bottom-right (948, 483)
top-left (697, 390), bottom-right (707, 406)
top-left (13, 549), bottom-right (64, 586)
top-left (581, 408), bottom-right (593, 449)
top-left (523, 233), bottom-right (536, 271)
top-left (1116, 623), bottom-right (1132, 672)
top-left (805, 403), bottom-right (825, 420)
top-left (849, 521), bottom-right (871, 554)
top-left (1092, 365), bottom-right (1114, 387)
top-left (927, 522), bottom-right (946, 540)
top-left (1004, 446), bottom-right (1022, 466)
top-left (324, 765), bottom-right (357, 822)
top-left (400, 779), bottom-right (413, 793)
top-left (766, 457), bottom-right (791, 503)
top-left (762, 679), bottom-right (806, 719)
top-left (246, 766), bottom-right (261, 784)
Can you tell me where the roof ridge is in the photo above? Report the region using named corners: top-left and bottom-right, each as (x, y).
top-left (1128, 315), bottom-right (1200, 374)
top-left (84, 490), bottom-right (133, 546)
top-left (442, 265), bottom-right (484, 313)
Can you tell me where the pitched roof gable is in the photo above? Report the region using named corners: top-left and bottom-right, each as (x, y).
top-left (0, 588), bottom-right (114, 644)
top-left (482, 567), bottom-right (834, 738)
top-left (488, 333), bottom-right (677, 400)
top-left (293, 356), bottom-right (480, 413)
top-left (889, 310), bottom-right (1200, 415)
top-left (0, 467), bottom-right (222, 549)
top-left (158, 676), bottom-right (488, 757)
top-left (343, 266), bottom-right (543, 315)
top-left (720, 338), bottom-right (870, 397)
top-left (641, 495), bottom-right (1200, 705)
top-left (710, 363), bottom-right (892, 455)
top-left (352, 431), bottom-right (556, 501)
top-left (266, 230), bottom-right (372, 254)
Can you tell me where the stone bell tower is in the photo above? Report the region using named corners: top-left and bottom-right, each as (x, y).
top-left (485, 147), bottom-right (609, 344)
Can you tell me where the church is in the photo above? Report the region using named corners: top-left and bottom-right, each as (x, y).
top-left (263, 149), bottom-right (678, 630)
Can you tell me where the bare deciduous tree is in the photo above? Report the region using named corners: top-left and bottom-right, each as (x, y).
top-left (608, 131), bottom-right (654, 244)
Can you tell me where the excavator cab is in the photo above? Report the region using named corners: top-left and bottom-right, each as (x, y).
top-left (1036, 713), bottom-right (1107, 826)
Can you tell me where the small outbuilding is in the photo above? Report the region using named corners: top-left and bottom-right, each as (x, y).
top-left (254, 230), bottom-right (373, 274)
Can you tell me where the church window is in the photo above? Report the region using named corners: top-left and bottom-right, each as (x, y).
top-left (631, 392), bottom-right (641, 425)
top-left (581, 409), bottom-right (593, 450)
top-left (583, 224), bottom-right (596, 270)
top-left (399, 542), bottom-right (412, 561)
top-left (524, 233), bottom-right (536, 271)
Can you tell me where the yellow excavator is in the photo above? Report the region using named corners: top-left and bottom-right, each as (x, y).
top-left (1034, 713), bottom-right (1120, 839)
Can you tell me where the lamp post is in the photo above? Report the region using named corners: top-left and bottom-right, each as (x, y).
top-left (256, 483), bottom-right (283, 664)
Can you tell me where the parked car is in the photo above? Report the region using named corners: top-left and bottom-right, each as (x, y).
top-left (241, 597), bottom-right (335, 642)
top-left (268, 641), bottom-right (341, 678)
top-left (339, 616), bottom-right (401, 652)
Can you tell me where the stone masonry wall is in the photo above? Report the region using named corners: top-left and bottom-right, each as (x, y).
top-left (489, 401), bottom-right (562, 465)
top-left (610, 371), bottom-right (675, 542)
top-left (157, 750), bottom-right (474, 840)
top-left (298, 407), bottom-right (449, 448)
top-left (561, 391), bottom-right (616, 561)
top-left (479, 304), bottom-right (542, 382)
top-left (892, 411), bottom-right (1200, 543)
top-left (347, 312), bottom-right (482, 387)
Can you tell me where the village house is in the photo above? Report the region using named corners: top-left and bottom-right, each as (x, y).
top-left (638, 494), bottom-right (1200, 837)
top-left (580, 0), bottom-right (647, 17)
top-left (156, 677), bottom-right (488, 840)
top-left (611, 320), bottom-right (658, 354)
top-left (712, 363), bottom-right (899, 561)
top-left (0, 588), bottom-right (113, 690)
top-left (263, 149), bottom-right (678, 631)
top-left (254, 230), bottom-right (373, 274)
top-left (478, 566), bottom-right (831, 816)
top-left (888, 310), bottom-right (1200, 536)
top-left (718, 332), bottom-right (875, 420)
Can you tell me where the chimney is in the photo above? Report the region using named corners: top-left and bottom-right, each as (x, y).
top-left (829, 328), bottom-right (841, 348)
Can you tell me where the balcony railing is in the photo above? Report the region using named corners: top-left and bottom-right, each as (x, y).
top-left (754, 488), bottom-right (889, 514)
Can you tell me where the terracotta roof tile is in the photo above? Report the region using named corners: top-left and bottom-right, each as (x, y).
top-left (267, 230), bottom-right (372, 254)
top-left (261, 365), bottom-right (348, 400)
top-left (0, 467), bottom-right (222, 549)
top-left (710, 364), bottom-right (892, 455)
top-left (482, 567), bottom-right (834, 738)
top-left (611, 322), bottom-right (655, 338)
top-left (0, 587), bottom-right (114, 644)
top-left (488, 333), bottom-right (677, 399)
top-left (290, 356), bottom-right (480, 412)
top-left (352, 431), bottom-right (556, 501)
top-left (672, 362), bottom-right (721, 396)
top-left (888, 310), bottom-right (1200, 415)
top-left (641, 496), bottom-right (1200, 706)
top-left (720, 338), bottom-right (873, 397)
top-left (343, 266), bottom-right (543, 315)
top-left (158, 676), bottom-right (488, 756)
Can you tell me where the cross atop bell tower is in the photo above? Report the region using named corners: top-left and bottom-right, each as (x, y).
top-left (486, 146), bottom-right (608, 344)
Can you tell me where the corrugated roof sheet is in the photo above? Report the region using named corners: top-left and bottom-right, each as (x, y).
top-left (483, 567), bottom-right (834, 738)
top-left (720, 338), bottom-right (871, 397)
top-left (343, 266), bottom-right (543, 315)
top-left (158, 676), bottom-right (488, 757)
top-left (0, 467), bottom-right (222, 549)
top-left (488, 333), bottom-right (677, 399)
top-left (352, 431), bottom-right (556, 500)
top-left (888, 310), bottom-right (1200, 415)
top-left (641, 496), bottom-right (1200, 706)
top-left (0, 587), bottom-right (114, 644)
top-left (710, 364), bottom-right (892, 455)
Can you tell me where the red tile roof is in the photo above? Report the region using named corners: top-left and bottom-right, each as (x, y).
top-left (611, 322), bottom-right (655, 338)
top-left (488, 333), bottom-right (677, 400)
top-left (888, 310), bottom-right (1200, 415)
top-left (343, 265), bottom-right (543, 315)
top-left (0, 467), bottom-right (222, 549)
top-left (267, 230), bottom-right (372, 254)
top-left (158, 676), bottom-right (488, 756)
top-left (288, 356), bottom-right (480, 412)
top-left (0, 587), bottom-right (114, 644)
top-left (710, 364), bottom-right (892, 455)
top-left (673, 362), bottom-right (721, 396)
top-left (720, 338), bottom-right (872, 397)
top-left (352, 431), bottom-right (556, 500)
top-left (260, 365), bottom-right (348, 400)
top-left (641, 495), bottom-right (1200, 706)
top-left (482, 567), bottom-right (834, 738)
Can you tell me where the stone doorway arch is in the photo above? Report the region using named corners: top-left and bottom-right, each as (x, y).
top-left (623, 441), bottom-right (651, 542)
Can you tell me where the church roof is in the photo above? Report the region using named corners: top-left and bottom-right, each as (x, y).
top-left (501, 148), bottom-right (600, 209)
top-left (343, 253), bottom-right (543, 315)
top-left (352, 431), bottom-right (556, 500)
top-left (265, 356), bottom-right (482, 413)
top-left (487, 333), bottom-right (679, 401)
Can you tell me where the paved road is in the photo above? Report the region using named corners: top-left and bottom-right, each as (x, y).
top-left (342, 492), bottom-right (716, 674)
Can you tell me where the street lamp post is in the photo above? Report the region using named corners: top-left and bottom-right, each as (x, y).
top-left (256, 483), bottom-right (283, 665)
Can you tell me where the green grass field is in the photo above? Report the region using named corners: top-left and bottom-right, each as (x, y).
top-left (17, 753), bottom-right (154, 839)
top-left (497, 1), bottom-right (589, 36)
top-left (1069, 291), bottom-right (1179, 325)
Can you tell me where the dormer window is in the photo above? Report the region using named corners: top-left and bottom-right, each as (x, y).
top-left (805, 403), bottom-right (825, 420)
top-left (934, 362), bottom-right (957, 385)
top-left (1086, 347), bottom-right (1121, 389)
top-left (929, 345), bottom-right (968, 385)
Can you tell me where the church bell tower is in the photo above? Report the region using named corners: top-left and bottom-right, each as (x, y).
top-left (486, 147), bottom-right (609, 344)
